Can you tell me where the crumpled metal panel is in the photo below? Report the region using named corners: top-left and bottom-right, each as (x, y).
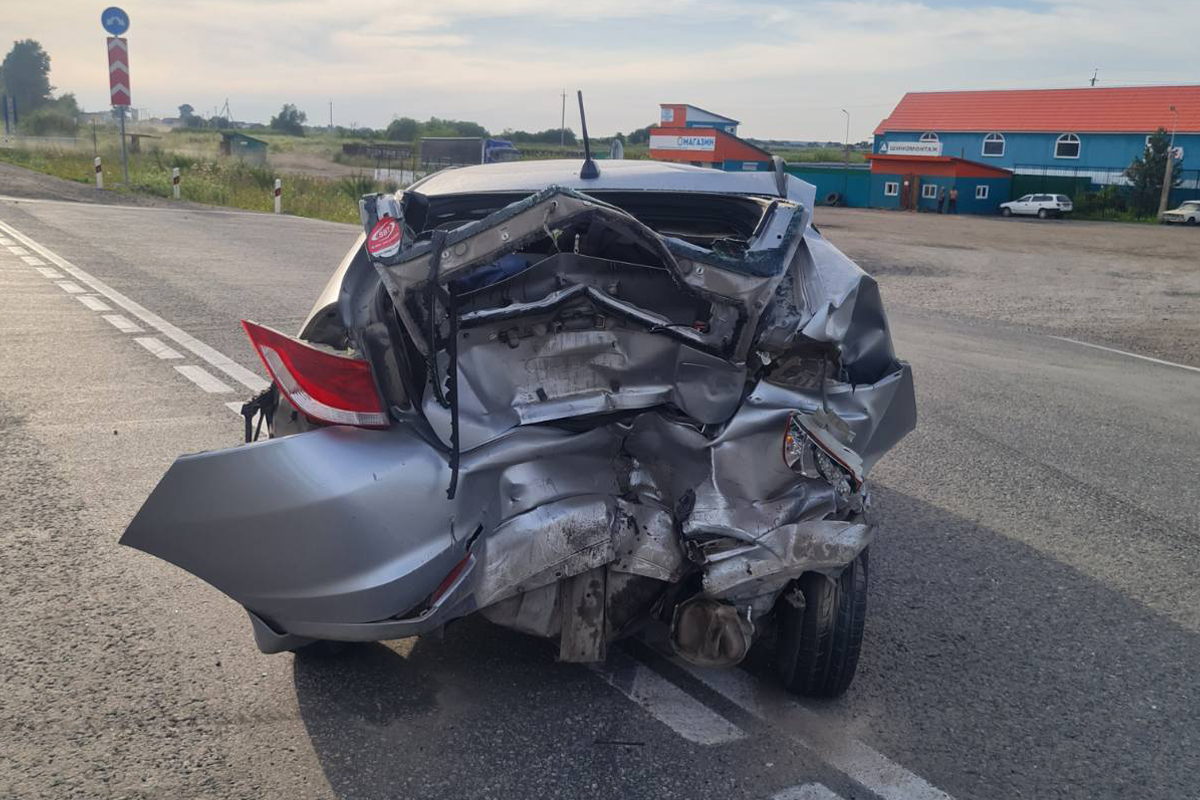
top-left (702, 521), bottom-right (872, 599)
top-left (476, 495), bottom-right (617, 607)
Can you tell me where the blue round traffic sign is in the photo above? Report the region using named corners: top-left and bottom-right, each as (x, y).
top-left (101, 7), bottom-right (130, 36)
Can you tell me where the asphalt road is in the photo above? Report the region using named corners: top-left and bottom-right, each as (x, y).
top-left (1, 192), bottom-right (1197, 800)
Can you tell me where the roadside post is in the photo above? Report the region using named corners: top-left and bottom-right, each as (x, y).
top-left (95, 157), bottom-right (103, 189)
top-left (102, 8), bottom-right (132, 184)
top-left (172, 167), bottom-right (180, 200)
top-left (274, 179), bottom-right (282, 213)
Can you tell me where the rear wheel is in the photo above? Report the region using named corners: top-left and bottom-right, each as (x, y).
top-left (1037, 208), bottom-right (1049, 219)
top-left (1186, 217), bottom-right (1197, 226)
top-left (1001, 207), bottom-right (1012, 217)
top-left (775, 549), bottom-right (868, 698)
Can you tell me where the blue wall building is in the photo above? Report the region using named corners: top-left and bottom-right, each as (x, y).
top-left (873, 86), bottom-right (1200, 203)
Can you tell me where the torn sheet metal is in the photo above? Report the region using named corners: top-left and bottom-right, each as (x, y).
top-left (123, 162), bottom-right (915, 661)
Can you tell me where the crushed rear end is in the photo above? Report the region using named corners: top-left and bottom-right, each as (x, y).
top-left (122, 163), bottom-right (915, 680)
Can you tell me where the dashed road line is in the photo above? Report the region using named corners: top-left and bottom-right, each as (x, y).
top-left (682, 664), bottom-right (954, 800)
top-left (134, 336), bottom-right (183, 360)
top-left (55, 280), bottom-right (85, 294)
top-left (76, 295), bottom-right (113, 312)
top-left (0, 218), bottom-right (268, 393)
top-left (1049, 335), bottom-right (1200, 375)
top-left (103, 314), bottom-right (144, 333)
top-left (225, 401), bottom-right (246, 416)
top-left (773, 784), bottom-right (844, 800)
top-left (21, 255), bottom-right (44, 266)
top-left (7, 245), bottom-right (29, 255)
top-left (174, 365), bottom-right (233, 394)
top-left (35, 267), bottom-right (62, 279)
top-left (593, 650), bottom-right (745, 745)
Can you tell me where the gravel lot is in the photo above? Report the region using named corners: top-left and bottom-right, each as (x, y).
top-left (815, 207), bottom-right (1200, 367)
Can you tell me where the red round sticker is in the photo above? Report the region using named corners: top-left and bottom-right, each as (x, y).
top-left (367, 217), bottom-right (401, 256)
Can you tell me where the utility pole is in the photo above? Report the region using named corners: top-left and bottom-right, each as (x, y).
top-left (1090, 68), bottom-right (1098, 87)
top-left (329, 100), bottom-right (333, 131)
top-left (560, 90), bottom-right (567, 147)
top-left (1157, 105), bottom-right (1179, 221)
top-left (841, 109), bottom-right (850, 203)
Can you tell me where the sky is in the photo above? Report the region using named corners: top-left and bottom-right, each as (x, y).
top-left (4, 0), bottom-right (1198, 141)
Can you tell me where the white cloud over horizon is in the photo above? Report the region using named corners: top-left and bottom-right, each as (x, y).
top-left (5, 0), bottom-right (1197, 140)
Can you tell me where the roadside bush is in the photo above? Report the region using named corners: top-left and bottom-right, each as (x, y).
top-left (19, 107), bottom-right (78, 136)
top-left (338, 173), bottom-right (376, 202)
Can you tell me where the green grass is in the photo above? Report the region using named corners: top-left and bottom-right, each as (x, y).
top-left (0, 139), bottom-right (382, 224)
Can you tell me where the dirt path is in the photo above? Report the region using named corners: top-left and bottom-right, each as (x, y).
top-left (816, 207), bottom-right (1200, 366)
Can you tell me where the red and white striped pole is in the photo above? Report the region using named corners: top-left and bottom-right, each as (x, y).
top-left (273, 178), bottom-right (282, 214)
top-left (94, 156), bottom-right (103, 189)
top-left (172, 167), bottom-right (180, 200)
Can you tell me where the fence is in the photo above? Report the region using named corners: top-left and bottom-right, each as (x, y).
top-left (1012, 164), bottom-right (1200, 206)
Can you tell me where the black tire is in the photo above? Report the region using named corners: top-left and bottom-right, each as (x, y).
top-left (1001, 207), bottom-right (1012, 217)
top-left (1186, 217), bottom-right (1197, 226)
top-left (775, 549), bottom-right (868, 698)
top-left (1037, 208), bottom-right (1049, 219)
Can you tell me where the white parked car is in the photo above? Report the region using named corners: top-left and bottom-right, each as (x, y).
top-left (1162, 200), bottom-right (1200, 225)
top-left (1000, 194), bottom-right (1074, 219)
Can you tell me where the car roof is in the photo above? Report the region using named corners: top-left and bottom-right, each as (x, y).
top-left (408, 158), bottom-right (817, 208)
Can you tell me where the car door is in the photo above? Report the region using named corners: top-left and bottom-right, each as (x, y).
top-left (1014, 194), bottom-right (1034, 214)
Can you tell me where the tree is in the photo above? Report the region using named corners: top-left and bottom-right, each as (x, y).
top-left (1125, 127), bottom-right (1182, 215)
top-left (627, 125), bottom-right (652, 145)
top-left (269, 103), bottom-right (307, 136)
top-left (0, 39), bottom-right (53, 117)
top-left (385, 116), bottom-right (419, 142)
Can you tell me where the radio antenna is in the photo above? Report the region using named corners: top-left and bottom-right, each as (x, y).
top-left (577, 90), bottom-right (599, 179)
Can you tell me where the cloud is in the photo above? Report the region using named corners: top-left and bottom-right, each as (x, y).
top-left (5, 0), bottom-right (1196, 139)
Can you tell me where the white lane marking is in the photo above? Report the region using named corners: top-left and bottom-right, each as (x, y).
top-left (225, 401), bottom-right (246, 415)
top-left (1049, 335), bottom-right (1200, 375)
top-left (103, 314), bottom-right (144, 333)
top-left (683, 665), bottom-right (954, 800)
top-left (0, 219), bottom-right (269, 393)
top-left (77, 295), bottom-right (113, 312)
top-left (592, 650), bottom-right (745, 745)
top-left (21, 255), bottom-right (44, 266)
top-left (134, 336), bottom-right (183, 360)
top-left (55, 280), bottom-right (85, 294)
top-left (35, 267), bottom-right (62, 278)
top-left (7, 245), bottom-right (29, 255)
top-left (773, 784), bottom-right (844, 800)
top-left (0, 195), bottom-right (354, 228)
top-left (0, 237), bottom-right (12, 245)
top-left (175, 365), bottom-right (233, 394)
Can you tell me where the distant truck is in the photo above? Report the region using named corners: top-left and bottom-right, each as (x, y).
top-left (420, 137), bottom-right (520, 169)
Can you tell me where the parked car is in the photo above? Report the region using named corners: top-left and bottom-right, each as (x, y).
top-left (1162, 200), bottom-right (1200, 225)
top-left (1000, 193), bottom-right (1074, 218)
top-left (121, 159), bottom-right (916, 698)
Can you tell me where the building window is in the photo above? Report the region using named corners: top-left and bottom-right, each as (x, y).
top-left (920, 132), bottom-right (939, 142)
top-left (982, 133), bottom-right (1005, 157)
top-left (883, 181), bottom-right (899, 197)
top-left (921, 184), bottom-right (938, 199)
top-left (1055, 133), bottom-right (1081, 159)
top-left (975, 185), bottom-right (989, 200)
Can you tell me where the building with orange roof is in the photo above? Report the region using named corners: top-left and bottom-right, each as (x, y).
top-left (873, 86), bottom-right (1200, 203)
top-left (648, 104), bottom-right (775, 172)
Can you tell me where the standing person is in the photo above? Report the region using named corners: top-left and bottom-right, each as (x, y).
top-left (948, 186), bottom-right (959, 214)
top-left (937, 187), bottom-right (946, 214)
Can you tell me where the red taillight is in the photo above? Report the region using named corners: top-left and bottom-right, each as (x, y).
top-left (241, 320), bottom-right (388, 428)
top-left (430, 555), bottom-right (471, 605)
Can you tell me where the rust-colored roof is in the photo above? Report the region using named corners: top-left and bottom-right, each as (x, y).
top-left (866, 153), bottom-right (1012, 178)
top-left (875, 86), bottom-right (1200, 135)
